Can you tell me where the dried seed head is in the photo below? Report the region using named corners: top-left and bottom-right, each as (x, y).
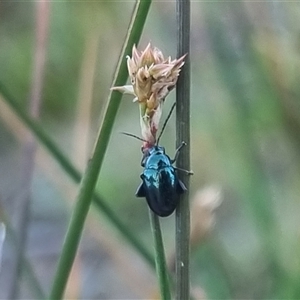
top-left (112, 43), bottom-right (186, 148)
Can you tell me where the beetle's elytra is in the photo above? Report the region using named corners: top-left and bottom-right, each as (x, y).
top-left (136, 143), bottom-right (187, 217)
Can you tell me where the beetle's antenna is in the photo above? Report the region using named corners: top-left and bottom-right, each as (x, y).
top-left (157, 102), bottom-right (176, 145)
top-left (121, 132), bottom-right (147, 143)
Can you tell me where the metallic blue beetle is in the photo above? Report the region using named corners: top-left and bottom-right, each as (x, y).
top-left (136, 142), bottom-right (188, 217)
top-left (123, 103), bottom-right (191, 217)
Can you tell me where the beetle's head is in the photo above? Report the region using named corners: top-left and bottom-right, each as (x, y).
top-left (150, 145), bottom-right (165, 155)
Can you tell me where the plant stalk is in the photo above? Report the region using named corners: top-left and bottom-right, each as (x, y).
top-left (175, 0), bottom-right (191, 299)
top-left (149, 211), bottom-right (172, 300)
top-left (48, 1), bottom-right (152, 298)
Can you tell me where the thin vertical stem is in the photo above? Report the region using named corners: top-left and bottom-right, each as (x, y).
top-left (175, 0), bottom-right (191, 299)
top-left (149, 211), bottom-right (171, 300)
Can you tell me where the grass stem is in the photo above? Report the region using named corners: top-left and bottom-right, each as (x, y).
top-left (149, 211), bottom-right (171, 300)
top-left (175, 0), bottom-right (191, 299)
top-left (48, 1), bottom-right (152, 298)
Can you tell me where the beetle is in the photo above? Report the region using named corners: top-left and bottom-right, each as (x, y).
top-left (122, 102), bottom-right (192, 217)
top-left (136, 141), bottom-right (190, 217)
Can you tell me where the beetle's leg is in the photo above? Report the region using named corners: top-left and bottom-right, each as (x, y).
top-left (136, 182), bottom-right (146, 197)
top-left (177, 179), bottom-right (187, 193)
top-left (174, 167), bottom-right (194, 175)
top-left (171, 141), bottom-right (187, 164)
top-left (172, 142), bottom-right (193, 174)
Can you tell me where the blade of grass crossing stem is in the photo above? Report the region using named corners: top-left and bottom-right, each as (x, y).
top-left (149, 211), bottom-right (171, 300)
top-left (175, 0), bottom-right (191, 299)
top-left (48, 1), bottom-right (152, 299)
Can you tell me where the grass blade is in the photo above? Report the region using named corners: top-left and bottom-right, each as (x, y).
top-left (49, 1), bottom-right (152, 298)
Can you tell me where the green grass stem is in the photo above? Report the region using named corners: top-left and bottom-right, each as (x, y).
top-left (175, 0), bottom-right (191, 299)
top-left (149, 211), bottom-right (172, 300)
top-left (48, 1), bottom-right (152, 298)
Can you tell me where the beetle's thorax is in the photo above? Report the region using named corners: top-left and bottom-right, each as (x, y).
top-left (144, 145), bottom-right (172, 169)
top-left (148, 145), bottom-right (165, 155)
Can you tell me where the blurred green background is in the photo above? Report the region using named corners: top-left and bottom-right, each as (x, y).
top-left (0, 1), bottom-right (300, 299)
